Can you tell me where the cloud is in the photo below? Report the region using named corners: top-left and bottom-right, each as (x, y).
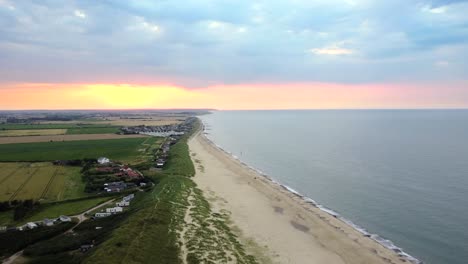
top-left (0, 0), bottom-right (467, 88)
top-left (309, 47), bottom-right (354, 55)
top-left (435, 60), bottom-right (450, 67)
top-left (74, 9), bottom-right (86, 19)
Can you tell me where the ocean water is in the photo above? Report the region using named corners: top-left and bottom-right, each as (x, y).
top-left (200, 110), bottom-right (468, 264)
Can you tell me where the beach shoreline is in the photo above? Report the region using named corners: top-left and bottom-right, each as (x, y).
top-left (188, 126), bottom-right (418, 264)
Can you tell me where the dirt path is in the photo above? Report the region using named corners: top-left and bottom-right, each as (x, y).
top-left (178, 189), bottom-right (194, 264)
top-left (65, 198), bottom-right (117, 235)
top-left (70, 198), bottom-right (116, 225)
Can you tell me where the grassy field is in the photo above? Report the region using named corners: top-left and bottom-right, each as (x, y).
top-left (0, 163), bottom-right (86, 202)
top-left (46, 166), bottom-right (87, 201)
top-left (0, 137), bottom-right (152, 162)
top-left (0, 123), bottom-right (113, 130)
top-left (0, 129), bottom-right (67, 137)
top-left (65, 127), bottom-right (120, 135)
top-left (20, 197), bottom-right (111, 223)
top-left (0, 210), bottom-right (14, 226)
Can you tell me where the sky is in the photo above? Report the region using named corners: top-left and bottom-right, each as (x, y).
top-left (0, 0), bottom-right (467, 110)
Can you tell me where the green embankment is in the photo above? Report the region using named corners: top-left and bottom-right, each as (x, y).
top-left (85, 120), bottom-right (258, 264)
top-left (0, 138), bottom-right (149, 162)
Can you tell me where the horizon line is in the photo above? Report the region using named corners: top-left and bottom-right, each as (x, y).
top-left (1, 107), bottom-right (468, 112)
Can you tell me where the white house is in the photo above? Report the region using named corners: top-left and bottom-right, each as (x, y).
top-left (123, 194), bottom-right (135, 202)
top-left (95, 212), bottom-right (111, 218)
top-left (43, 218), bottom-right (54, 226)
top-left (140, 182), bottom-right (147, 187)
top-left (97, 157), bottom-right (110, 164)
top-left (26, 222), bottom-right (38, 229)
top-left (116, 201), bottom-right (130, 207)
top-left (106, 207), bottom-right (123, 214)
top-left (59, 215), bottom-right (72, 222)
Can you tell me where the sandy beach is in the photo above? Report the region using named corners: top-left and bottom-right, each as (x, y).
top-left (188, 130), bottom-right (409, 264)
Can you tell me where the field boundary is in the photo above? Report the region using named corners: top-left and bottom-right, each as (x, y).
top-left (40, 167), bottom-right (61, 200)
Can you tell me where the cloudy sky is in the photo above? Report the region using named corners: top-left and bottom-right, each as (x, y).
top-left (0, 0), bottom-right (467, 109)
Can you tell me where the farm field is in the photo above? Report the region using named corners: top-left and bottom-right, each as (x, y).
top-left (0, 133), bottom-right (145, 144)
top-left (0, 137), bottom-right (155, 163)
top-left (0, 163), bottom-right (86, 202)
top-left (0, 129), bottom-right (67, 137)
top-left (65, 127), bottom-right (120, 135)
top-left (0, 123), bottom-right (113, 130)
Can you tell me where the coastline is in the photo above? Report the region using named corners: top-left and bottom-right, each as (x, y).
top-left (188, 125), bottom-right (419, 264)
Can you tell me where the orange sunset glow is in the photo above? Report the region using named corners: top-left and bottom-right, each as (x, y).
top-left (0, 82), bottom-right (466, 110)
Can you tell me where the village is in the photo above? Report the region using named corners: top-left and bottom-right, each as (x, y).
top-left (0, 112), bottom-right (200, 264)
top-left (0, 130), bottom-right (182, 234)
top-left (1, 132), bottom-right (179, 235)
top-left (120, 116), bottom-right (196, 136)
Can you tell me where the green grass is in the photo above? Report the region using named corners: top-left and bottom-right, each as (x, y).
top-left (20, 197), bottom-right (111, 224)
top-left (0, 163), bottom-right (88, 203)
top-left (162, 137), bottom-right (195, 177)
top-left (41, 165), bottom-right (87, 201)
top-left (65, 127), bottom-right (120, 135)
top-left (0, 123), bottom-right (112, 130)
top-left (0, 138), bottom-right (150, 162)
top-left (84, 176), bottom-right (186, 264)
top-left (0, 210), bottom-right (14, 226)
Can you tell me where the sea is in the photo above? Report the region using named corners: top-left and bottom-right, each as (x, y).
top-left (199, 110), bottom-right (468, 264)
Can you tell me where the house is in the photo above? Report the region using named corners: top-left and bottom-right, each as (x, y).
top-left (80, 244), bottom-right (94, 252)
top-left (97, 157), bottom-right (110, 164)
top-left (123, 194), bottom-right (135, 202)
top-left (140, 182), bottom-right (147, 187)
top-left (95, 212), bottom-right (111, 218)
top-left (8, 227), bottom-right (18, 232)
top-left (106, 207), bottom-right (123, 214)
top-left (43, 218), bottom-right (54, 226)
top-left (126, 170), bottom-right (141, 178)
top-left (26, 222), bottom-right (38, 229)
top-left (156, 160), bottom-right (165, 168)
top-left (59, 215), bottom-right (72, 222)
top-left (96, 167), bottom-right (116, 173)
top-left (117, 166), bottom-right (142, 179)
top-left (116, 201), bottom-right (130, 207)
top-left (104, 181), bottom-right (127, 192)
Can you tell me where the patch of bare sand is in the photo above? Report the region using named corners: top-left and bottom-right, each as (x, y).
top-left (189, 131), bottom-right (409, 264)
